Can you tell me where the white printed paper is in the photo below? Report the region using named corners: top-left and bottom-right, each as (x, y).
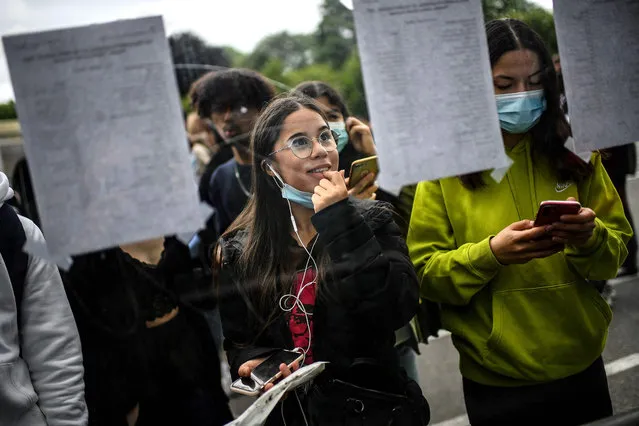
top-left (554, 0), bottom-right (639, 152)
top-left (23, 237), bottom-right (73, 271)
top-left (352, 0), bottom-right (509, 188)
top-left (490, 156), bottom-right (514, 183)
top-left (226, 362), bottom-right (327, 426)
top-left (2, 17), bottom-right (203, 257)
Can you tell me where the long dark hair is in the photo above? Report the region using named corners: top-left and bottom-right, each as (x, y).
top-left (461, 19), bottom-right (592, 189)
top-left (220, 94), bottom-right (331, 326)
top-left (294, 81), bottom-right (351, 119)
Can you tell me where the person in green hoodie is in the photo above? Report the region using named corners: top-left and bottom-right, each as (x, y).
top-left (407, 19), bottom-right (632, 426)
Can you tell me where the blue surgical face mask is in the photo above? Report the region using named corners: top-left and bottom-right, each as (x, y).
top-left (328, 121), bottom-right (349, 152)
top-left (282, 184), bottom-right (315, 210)
top-left (495, 89), bottom-right (547, 134)
top-left (267, 164), bottom-right (315, 210)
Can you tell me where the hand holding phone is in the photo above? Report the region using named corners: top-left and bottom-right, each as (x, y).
top-left (230, 376), bottom-right (261, 396)
top-left (230, 350), bottom-right (303, 396)
top-left (541, 198), bottom-right (597, 246)
top-left (534, 200), bottom-right (582, 227)
top-left (347, 172), bottom-right (378, 200)
top-left (490, 220), bottom-right (564, 265)
top-left (348, 156), bottom-right (379, 189)
top-left (251, 350), bottom-right (304, 388)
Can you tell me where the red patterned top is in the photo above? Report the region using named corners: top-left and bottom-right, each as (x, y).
top-left (288, 267), bottom-right (317, 364)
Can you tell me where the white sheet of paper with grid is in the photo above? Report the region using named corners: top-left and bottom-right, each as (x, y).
top-left (352, 0), bottom-right (510, 188)
top-left (3, 16), bottom-right (202, 257)
top-left (554, 0), bottom-right (639, 152)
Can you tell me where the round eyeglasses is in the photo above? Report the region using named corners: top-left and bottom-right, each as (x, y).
top-left (268, 129), bottom-right (338, 159)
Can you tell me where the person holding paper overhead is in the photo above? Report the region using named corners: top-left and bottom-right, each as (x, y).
top-left (216, 94), bottom-right (429, 425)
top-left (407, 19), bottom-right (632, 426)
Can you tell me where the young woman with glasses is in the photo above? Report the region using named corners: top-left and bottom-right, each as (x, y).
top-left (215, 93), bottom-right (429, 425)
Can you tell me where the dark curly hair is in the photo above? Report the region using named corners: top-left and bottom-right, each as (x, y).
top-left (192, 68), bottom-right (275, 119)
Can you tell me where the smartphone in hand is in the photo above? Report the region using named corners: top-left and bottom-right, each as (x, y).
top-left (348, 155), bottom-right (379, 189)
top-left (250, 350), bottom-right (304, 387)
top-left (230, 376), bottom-right (261, 397)
top-left (230, 349), bottom-right (303, 396)
top-left (534, 200), bottom-right (581, 226)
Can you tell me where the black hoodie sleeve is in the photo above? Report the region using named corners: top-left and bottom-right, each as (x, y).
top-left (217, 239), bottom-right (279, 380)
top-left (311, 198), bottom-right (419, 333)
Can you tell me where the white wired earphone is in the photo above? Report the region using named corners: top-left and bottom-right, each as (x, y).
top-left (265, 161), bottom-right (318, 359)
top-left (266, 161), bottom-right (315, 426)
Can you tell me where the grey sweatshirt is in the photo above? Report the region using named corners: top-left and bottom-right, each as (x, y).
top-left (0, 172), bottom-right (87, 426)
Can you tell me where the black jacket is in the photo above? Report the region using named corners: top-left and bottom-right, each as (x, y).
top-left (602, 143), bottom-right (637, 181)
top-left (62, 238), bottom-right (232, 426)
top-left (11, 157), bottom-right (40, 227)
top-left (218, 198), bottom-right (420, 383)
top-left (198, 145), bottom-right (234, 202)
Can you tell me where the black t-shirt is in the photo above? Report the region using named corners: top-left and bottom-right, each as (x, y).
top-left (198, 145), bottom-right (234, 202)
top-left (206, 158), bottom-right (252, 235)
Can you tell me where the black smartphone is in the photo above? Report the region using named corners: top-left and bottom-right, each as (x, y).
top-left (250, 350), bottom-right (304, 387)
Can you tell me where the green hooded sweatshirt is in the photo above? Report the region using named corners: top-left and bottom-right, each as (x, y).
top-left (407, 137), bottom-right (632, 387)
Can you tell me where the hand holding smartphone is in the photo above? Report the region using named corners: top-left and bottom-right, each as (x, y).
top-left (230, 349), bottom-right (304, 396)
top-left (348, 155), bottom-right (379, 189)
top-left (534, 200), bottom-right (582, 227)
top-left (230, 376), bottom-right (261, 396)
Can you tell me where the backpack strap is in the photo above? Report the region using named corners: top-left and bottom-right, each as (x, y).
top-left (0, 203), bottom-right (29, 323)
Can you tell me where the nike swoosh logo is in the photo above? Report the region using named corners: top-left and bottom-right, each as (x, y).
top-left (555, 182), bottom-right (572, 192)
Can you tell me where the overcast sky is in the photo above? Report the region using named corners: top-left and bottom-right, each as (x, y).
top-left (0, 0), bottom-right (553, 102)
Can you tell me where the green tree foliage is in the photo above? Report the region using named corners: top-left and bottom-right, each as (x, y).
top-left (260, 58), bottom-right (287, 89)
top-left (286, 64), bottom-right (343, 93)
top-left (312, 0), bottom-right (357, 69)
top-left (509, 6), bottom-right (558, 53)
top-left (340, 51), bottom-right (368, 119)
top-left (181, 95), bottom-right (192, 115)
top-left (483, 0), bottom-right (557, 53)
top-left (0, 101), bottom-right (17, 119)
top-left (245, 32), bottom-right (313, 72)
top-left (169, 32), bottom-right (230, 97)
top-left (224, 46), bottom-right (247, 68)
top-left (482, 0), bottom-right (531, 21)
